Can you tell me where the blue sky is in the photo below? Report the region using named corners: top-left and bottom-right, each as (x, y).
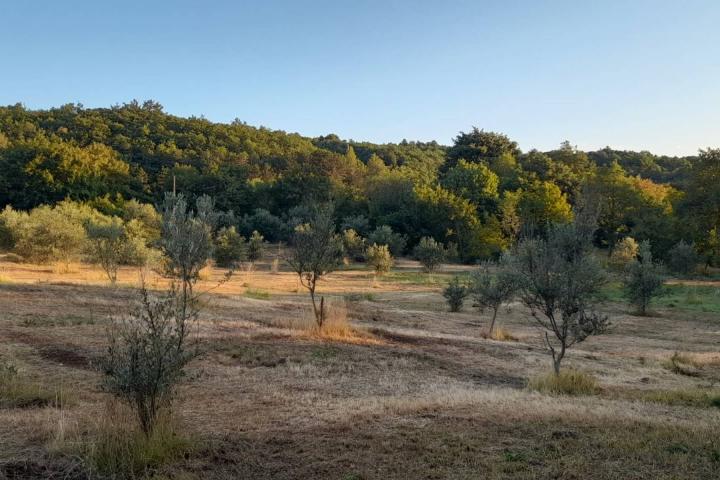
top-left (1, 0), bottom-right (718, 155)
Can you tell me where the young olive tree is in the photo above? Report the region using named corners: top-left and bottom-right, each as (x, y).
top-left (667, 240), bottom-right (698, 277)
top-left (247, 230), bottom-right (265, 266)
top-left (511, 221), bottom-right (609, 375)
top-left (85, 218), bottom-right (128, 284)
top-left (366, 243), bottom-right (393, 277)
top-left (214, 226), bottom-right (247, 268)
top-left (100, 282), bottom-right (198, 436)
top-left (160, 193), bottom-right (218, 319)
top-left (286, 206), bottom-right (344, 328)
top-left (414, 237), bottom-right (446, 273)
top-left (469, 260), bottom-right (517, 336)
top-left (624, 240), bottom-right (665, 315)
top-left (443, 276), bottom-right (468, 312)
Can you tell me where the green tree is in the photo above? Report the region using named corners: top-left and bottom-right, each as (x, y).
top-left (511, 220), bottom-right (608, 374)
top-left (469, 260), bottom-right (517, 337)
top-left (286, 205), bottom-right (344, 328)
top-left (414, 237), bottom-right (446, 273)
top-left (214, 226), bottom-right (247, 268)
top-left (366, 243), bottom-right (393, 277)
top-left (623, 241), bottom-right (665, 315)
top-left (443, 276), bottom-right (468, 312)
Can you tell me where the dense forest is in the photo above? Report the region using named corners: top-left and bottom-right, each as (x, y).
top-left (0, 100), bottom-right (717, 266)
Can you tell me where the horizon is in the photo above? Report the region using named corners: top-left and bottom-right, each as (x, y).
top-left (2, 1), bottom-right (719, 156)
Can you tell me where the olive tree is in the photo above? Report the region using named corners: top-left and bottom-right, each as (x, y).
top-left (100, 282), bottom-right (198, 436)
top-left (511, 221), bottom-right (609, 374)
top-left (214, 226), bottom-right (247, 268)
top-left (443, 276), bottom-right (468, 312)
top-left (469, 260), bottom-right (517, 337)
top-left (85, 218), bottom-right (128, 284)
top-left (160, 193), bottom-right (218, 319)
top-left (624, 240), bottom-right (664, 315)
top-left (286, 205), bottom-right (344, 328)
top-left (366, 243), bottom-right (393, 277)
top-left (667, 240), bottom-right (698, 277)
top-left (414, 237), bottom-right (446, 273)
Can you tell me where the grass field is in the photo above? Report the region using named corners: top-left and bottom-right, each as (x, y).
top-left (1, 258), bottom-right (720, 478)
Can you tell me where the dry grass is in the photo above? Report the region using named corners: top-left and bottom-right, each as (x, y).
top-left (481, 326), bottom-right (518, 342)
top-left (1, 260), bottom-right (720, 478)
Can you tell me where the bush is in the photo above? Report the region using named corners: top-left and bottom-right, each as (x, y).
top-left (11, 203), bottom-right (92, 264)
top-left (667, 240), bottom-right (698, 276)
top-left (366, 243), bottom-right (393, 276)
top-left (443, 276), bottom-right (468, 312)
top-left (240, 208), bottom-right (289, 242)
top-left (367, 225), bottom-right (407, 256)
top-left (247, 230), bottom-right (265, 264)
top-left (100, 284), bottom-right (199, 435)
top-left (610, 237), bottom-right (639, 270)
top-left (341, 214), bottom-right (370, 236)
top-left (342, 229), bottom-right (367, 262)
top-left (413, 237), bottom-right (445, 273)
top-left (624, 240), bottom-right (665, 315)
top-left (528, 369), bottom-right (599, 396)
top-left (214, 226), bottom-right (246, 268)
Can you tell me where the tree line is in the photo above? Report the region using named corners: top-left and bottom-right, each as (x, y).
top-left (0, 101), bottom-right (718, 268)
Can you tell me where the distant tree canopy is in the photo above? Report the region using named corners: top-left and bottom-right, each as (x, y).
top-left (0, 101), bottom-right (709, 265)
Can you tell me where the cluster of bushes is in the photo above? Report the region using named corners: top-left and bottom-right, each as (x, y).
top-left (0, 199), bottom-right (159, 274)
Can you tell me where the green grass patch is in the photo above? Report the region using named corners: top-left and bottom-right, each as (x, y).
top-left (381, 271), bottom-right (467, 286)
top-left (244, 288), bottom-right (271, 300)
top-left (528, 369), bottom-right (599, 396)
top-left (636, 388), bottom-right (720, 409)
top-left (0, 361), bottom-right (67, 408)
top-left (602, 282), bottom-right (720, 313)
top-left (344, 292), bottom-right (376, 302)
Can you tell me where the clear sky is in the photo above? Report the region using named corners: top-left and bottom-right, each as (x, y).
top-left (1, 0), bottom-right (718, 155)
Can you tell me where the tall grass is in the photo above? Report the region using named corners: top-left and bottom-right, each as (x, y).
top-left (528, 369), bottom-right (599, 396)
top-left (81, 402), bottom-right (194, 478)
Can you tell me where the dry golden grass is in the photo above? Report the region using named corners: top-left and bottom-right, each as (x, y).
top-left (1, 259), bottom-right (720, 478)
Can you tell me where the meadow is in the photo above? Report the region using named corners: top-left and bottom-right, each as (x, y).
top-left (1, 255), bottom-right (720, 479)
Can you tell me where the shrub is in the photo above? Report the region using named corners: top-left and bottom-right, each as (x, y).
top-left (528, 369), bottom-right (599, 395)
top-left (667, 240), bottom-right (698, 276)
top-left (367, 225), bottom-right (407, 256)
top-left (610, 237), bottom-right (639, 270)
top-left (624, 240), bottom-right (665, 315)
top-left (342, 229), bottom-right (367, 262)
top-left (100, 283), bottom-right (199, 436)
top-left (12, 204), bottom-right (90, 264)
top-left (341, 214), bottom-right (370, 236)
top-left (214, 226), bottom-right (247, 268)
top-left (247, 230), bottom-right (265, 264)
top-left (366, 243), bottom-right (393, 276)
top-left (414, 237), bottom-right (446, 273)
top-left (443, 276), bottom-right (468, 312)
top-left (469, 259), bottom-right (517, 337)
top-left (286, 205), bottom-right (344, 328)
top-left (240, 208), bottom-right (289, 242)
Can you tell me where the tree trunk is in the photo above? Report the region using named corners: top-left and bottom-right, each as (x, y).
top-left (489, 306), bottom-right (499, 338)
top-left (552, 342), bottom-right (566, 375)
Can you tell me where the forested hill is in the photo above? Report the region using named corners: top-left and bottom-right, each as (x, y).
top-left (0, 101), bottom-right (716, 264)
